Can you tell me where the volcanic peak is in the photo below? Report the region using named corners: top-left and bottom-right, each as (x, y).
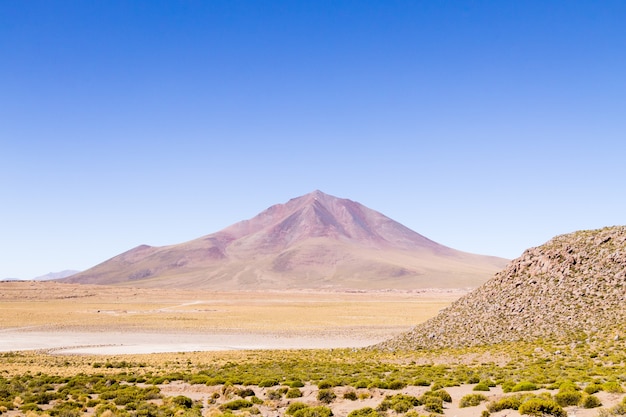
top-left (61, 190), bottom-right (507, 290)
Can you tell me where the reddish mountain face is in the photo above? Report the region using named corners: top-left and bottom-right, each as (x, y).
top-left (62, 191), bottom-right (507, 290)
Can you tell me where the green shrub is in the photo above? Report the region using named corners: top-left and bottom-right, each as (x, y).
top-left (501, 381), bottom-right (515, 393)
top-left (318, 380), bottom-right (334, 389)
top-left (426, 389), bottom-right (451, 403)
top-left (348, 407), bottom-right (380, 417)
top-left (459, 394), bottom-right (488, 408)
top-left (317, 389), bottom-right (336, 404)
top-left (237, 388), bottom-right (256, 398)
top-left (219, 399), bottom-right (253, 411)
top-left (94, 403), bottom-right (118, 416)
top-left (266, 389), bottom-right (283, 400)
top-left (19, 403), bottom-right (41, 412)
top-left (293, 406), bottom-right (333, 417)
top-left (287, 380), bottom-right (305, 388)
top-left (603, 381), bottom-right (624, 393)
top-left (512, 382), bottom-right (539, 392)
top-left (518, 398), bottom-right (565, 417)
top-left (258, 379), bottom-right (279, 388)
top-left (387, 380), bottom-right (406, 390)
top-left (473, 383), bottom-right (490, 391)
top-left (286, 388), bottom-right (303, 398)
top-left (483, 379), bottom-right (496, 387)
top-left (353, 380), bottom-right (370, 389)
top-left (343, 391), bottom-right (357, 401)
top-left (377, 394), bottom-right (421, 412)
top-left (392, 400), bottom-right (413, 413)
top-left (422, 396), bottom-right (443, 414)
top-left (584, 383), bottom-right (603, 394)
top-left (609, 398), bottom-right (626, 415)
top-left (487, 396), bottom-right (523, 412)
top-left (171, 395), bottom-right (193, 408)
top-left (414, 379), bottom-right (430, 387)
top-left (467, 375), bottom-right (480, 384)
top-left (582, 395), bottom-right (602, 408)
top-left (557, 381), bottom-right (579, 392)
top-left (286, 402), bottom-right (309, 415)
top-left (554, 390), bottom-right (582, 407)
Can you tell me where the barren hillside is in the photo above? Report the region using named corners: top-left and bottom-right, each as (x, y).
top-left (379, 226), bottom-right (626, 350)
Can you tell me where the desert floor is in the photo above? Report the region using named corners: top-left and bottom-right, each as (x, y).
top-left (1, 281), bottom-right (624, 417)
top-left (0, 281), bottom-right (464, 354)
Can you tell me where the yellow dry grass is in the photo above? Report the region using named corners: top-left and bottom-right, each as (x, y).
top-left (0, 281), bottom-right (462, 333)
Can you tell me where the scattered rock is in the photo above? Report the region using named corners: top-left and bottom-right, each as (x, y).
top-left (377, 226), bottom-right (626, 350)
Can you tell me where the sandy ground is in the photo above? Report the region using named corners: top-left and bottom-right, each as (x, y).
top-left (0, 281), bottom-right (462, 354)
top-left (0, 328), bottom-right (397, 354)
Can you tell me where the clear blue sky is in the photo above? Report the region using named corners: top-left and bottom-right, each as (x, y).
top-left (2, 1), bottom-right (625, 279)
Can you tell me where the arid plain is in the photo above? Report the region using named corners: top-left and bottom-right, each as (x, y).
top-left (0, 281), bottom-right (463, 354)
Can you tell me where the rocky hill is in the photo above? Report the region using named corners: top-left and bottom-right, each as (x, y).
top-left (61, 190), bottom-right (507, 291)
top-left (379, 226), bottom-right (626, 350)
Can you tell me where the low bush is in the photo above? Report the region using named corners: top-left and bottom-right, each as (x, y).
top-left (286, 402), bottom-right (309, 415)
top-left (343, 390), bottom-right (357, 401)
top-left (317, 380), bottom-right (334, 389)
top-left (378, 393), bottom-right (421, 413)
top-left (422, 396), bottom-right (443, 414)
top-left (19, 403), bottom-right (41, 412)
top-left (293, 406), bottom-right (333, 417)
top-left (237, 388), bottom-right (255, 398)
top-left (348, 407), bottom-right (380, 417)
top-left (286, 388), bottom-right (303, 398)
top-left (582, 395), bottom-right (602, 408)
top-left (266, 389), bottom-right (283, 400)
top-left (518, 398), bottom-right (565, 417)
top-left (487, 396), bottom-right (523, 412)
top-left (387, 380), bottom-right (406, 390)
top-left (423, 389), bottom-right (451, 403)
top-left (603, 382), bottom-right (624, 393)
top-left (317, 389), bottom-right (336, 404)
top-left (219, 399), bottom-right (253, 411)
top-left (584, 383), bottom-right (603, 394)
top-left (459, 393), bottom-right (488, 408)
top-left (171, 395), bottom-right (193, 408)
top-left (258, 379), bottom-right (279, 388)
top-left (473, 383), bottom-right (490, 391)
top-left (353, 380), bottom-right (370, 389)
top-left (512, 381), bottom-right (539, 392)
top-left (554, 390), bottom-right (582, 407)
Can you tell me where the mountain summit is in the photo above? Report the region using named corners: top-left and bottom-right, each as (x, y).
top-left (62, 191), bottom-right (507, 290)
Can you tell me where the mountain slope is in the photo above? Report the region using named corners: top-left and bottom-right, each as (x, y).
top-left (379, 226), bottom-right (626, 350)
top-left (62, 190), bottom-right (507, 290)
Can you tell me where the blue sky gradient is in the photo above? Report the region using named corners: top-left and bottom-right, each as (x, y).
top-left (2, 1), bottom-right (625, 279)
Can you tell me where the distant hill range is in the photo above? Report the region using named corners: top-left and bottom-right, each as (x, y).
top-left (34, 270), bottom-right (80, 281)
top-left (61, 190), bottom-right (507, 291)
top-left (379, 226), bottom-right (626, 350)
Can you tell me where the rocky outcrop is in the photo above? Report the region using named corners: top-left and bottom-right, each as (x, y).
top-left (379, 226), bottom-right (626, 350)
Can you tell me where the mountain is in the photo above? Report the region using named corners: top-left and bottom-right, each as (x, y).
top-left (62, 190), bottom-right (507, 290)
top-left (34, 270), bottom-right (80, 281)
top-left (378, 226), bottom-right (626, 350)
